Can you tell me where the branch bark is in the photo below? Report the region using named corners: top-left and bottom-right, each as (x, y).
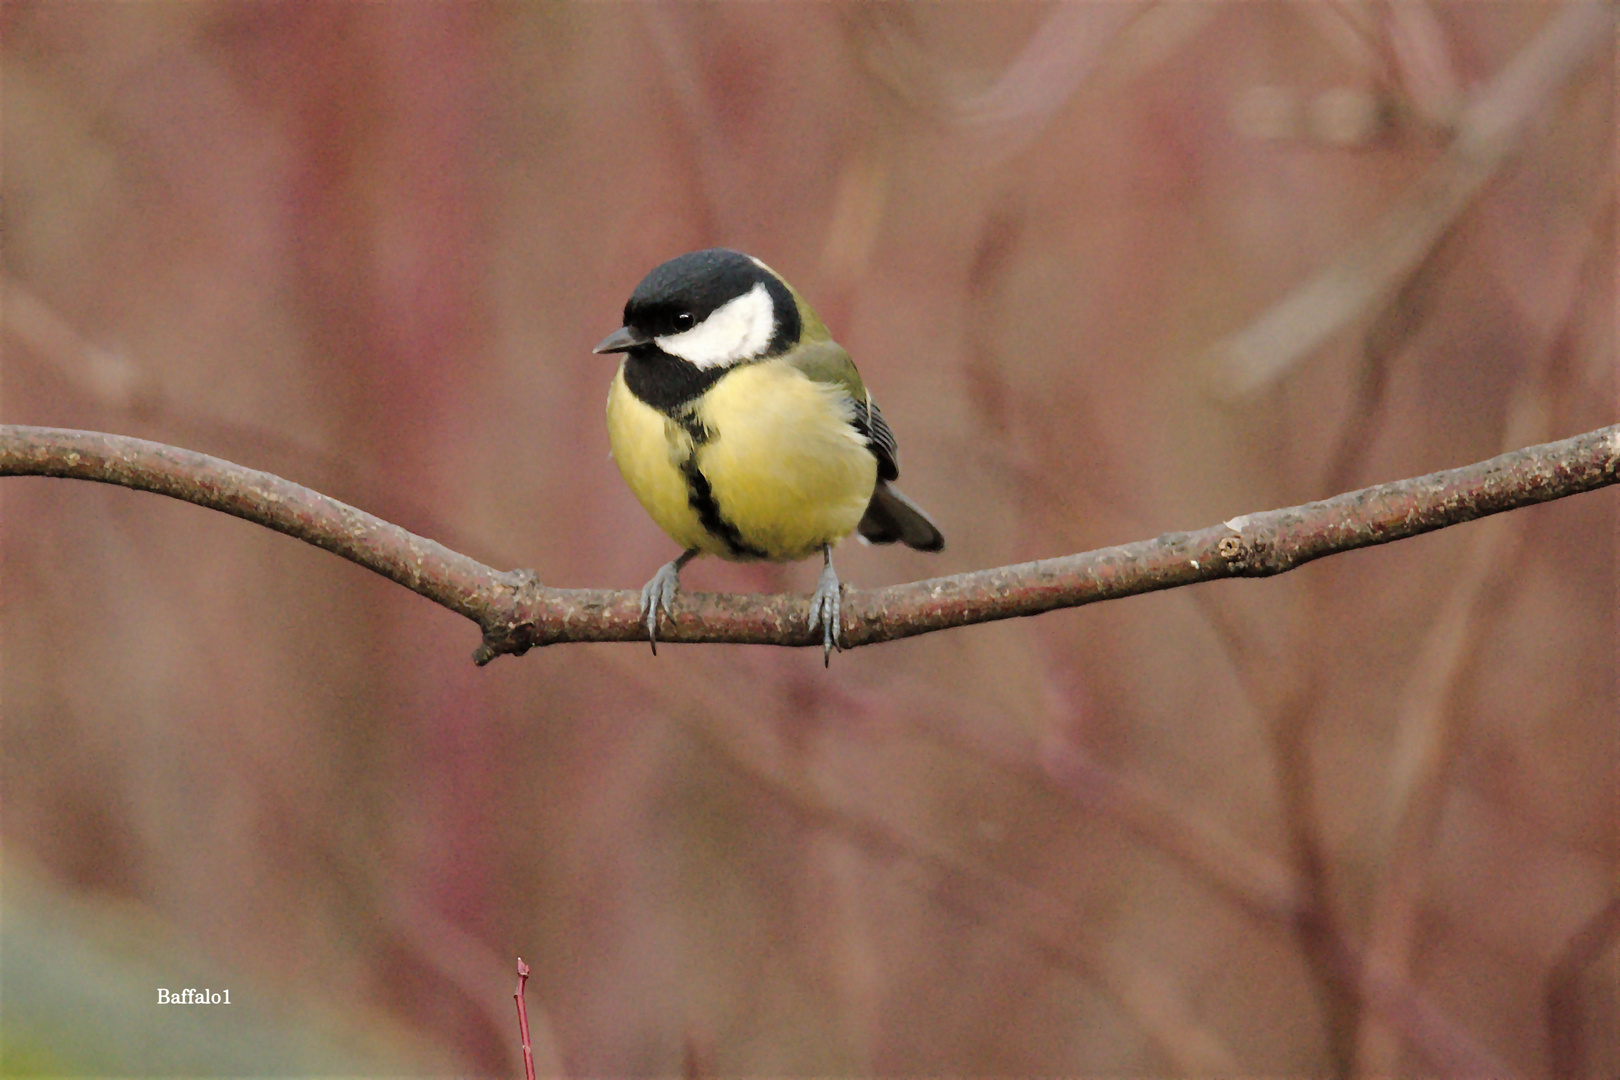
top-left (3, 423), bottom-right (1617, 665)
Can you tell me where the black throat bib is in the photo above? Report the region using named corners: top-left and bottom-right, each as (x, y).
top-left (622, 350), bottom-right (736, 414)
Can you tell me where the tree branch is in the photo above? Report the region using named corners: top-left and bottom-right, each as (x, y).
top-left (3, 423), bottom-right (1616, 665)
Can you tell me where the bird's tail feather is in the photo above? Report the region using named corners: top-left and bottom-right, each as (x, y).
top-left (858, 482), bottom-right (944, 552)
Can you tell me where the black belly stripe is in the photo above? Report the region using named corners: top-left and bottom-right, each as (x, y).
top-left (624, 356), bottom-right (769, 559)
top-left (674, 410), bottom-right (712, 447)
top-left (679, 452), bottom-right (767, 560)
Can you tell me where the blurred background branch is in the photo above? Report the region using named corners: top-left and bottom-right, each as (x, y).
top-left (1205, 0), bottom-right (1609, 399)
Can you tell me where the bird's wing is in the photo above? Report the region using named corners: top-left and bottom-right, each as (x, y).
top-left (853, 395), bottom-right (901, 483)
top-left (788, 339), bottom-right (900, 482)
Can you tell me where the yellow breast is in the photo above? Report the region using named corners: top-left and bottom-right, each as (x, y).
top-left (605, 360), bottom-right (877, 562)
top-left (605, 369), bottom-right (712, 554)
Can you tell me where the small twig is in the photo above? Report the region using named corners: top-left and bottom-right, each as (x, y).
top-left (3, 423), bottom-right (1617, 663)
top-left (514, 958), bottom-right (536, 1080)
top-left (388, 892), bottom-right (560, 1079)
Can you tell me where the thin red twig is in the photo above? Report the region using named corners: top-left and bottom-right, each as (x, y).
top-left (514, 958), bottom-right (536, 1080)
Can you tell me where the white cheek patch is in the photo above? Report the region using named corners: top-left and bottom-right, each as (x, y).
top-left (655, 282), bottom-right (775, 369)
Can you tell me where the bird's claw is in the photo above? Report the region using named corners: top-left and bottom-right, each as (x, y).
top-left (809, 558), bottom-right (843, 666)
top-left (639, 559), bottom-right (685, 655)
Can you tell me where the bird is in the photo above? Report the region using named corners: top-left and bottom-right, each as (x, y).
top-left (594, 248), bottom-right (944, 662)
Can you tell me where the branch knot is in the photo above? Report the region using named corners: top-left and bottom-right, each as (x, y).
top-left (1216, 530), bottom-right (1265, 573)
top-left (475, 568), bottom-right (546, 665)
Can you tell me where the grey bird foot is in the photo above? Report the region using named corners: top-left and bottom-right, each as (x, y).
top-left (639, 550), bottom-right (697, 655)
top-left (809, 548), bottom-right (843, 666)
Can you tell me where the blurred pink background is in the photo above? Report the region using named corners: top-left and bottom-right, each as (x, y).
top-left (2, 3), bottom-right (1614, 1076)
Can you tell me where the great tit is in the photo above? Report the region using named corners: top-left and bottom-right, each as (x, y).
top-left (595, 248), bottom-right (944, 661)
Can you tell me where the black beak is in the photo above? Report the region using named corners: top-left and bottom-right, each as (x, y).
top-left (593, 326), bottom-right (650, 354)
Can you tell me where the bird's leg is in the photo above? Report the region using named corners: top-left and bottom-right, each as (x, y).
top-left (640, 548), bottom-right (699, 655)
top-left (809, 544), bottom-right (843, 666)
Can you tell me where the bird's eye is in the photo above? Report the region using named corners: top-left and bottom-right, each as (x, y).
top-left (673, 312), bottom-right (695, 332)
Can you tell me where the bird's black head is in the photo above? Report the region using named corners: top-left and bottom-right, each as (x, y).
top-left (594, 249), bottom-right (801, 369)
